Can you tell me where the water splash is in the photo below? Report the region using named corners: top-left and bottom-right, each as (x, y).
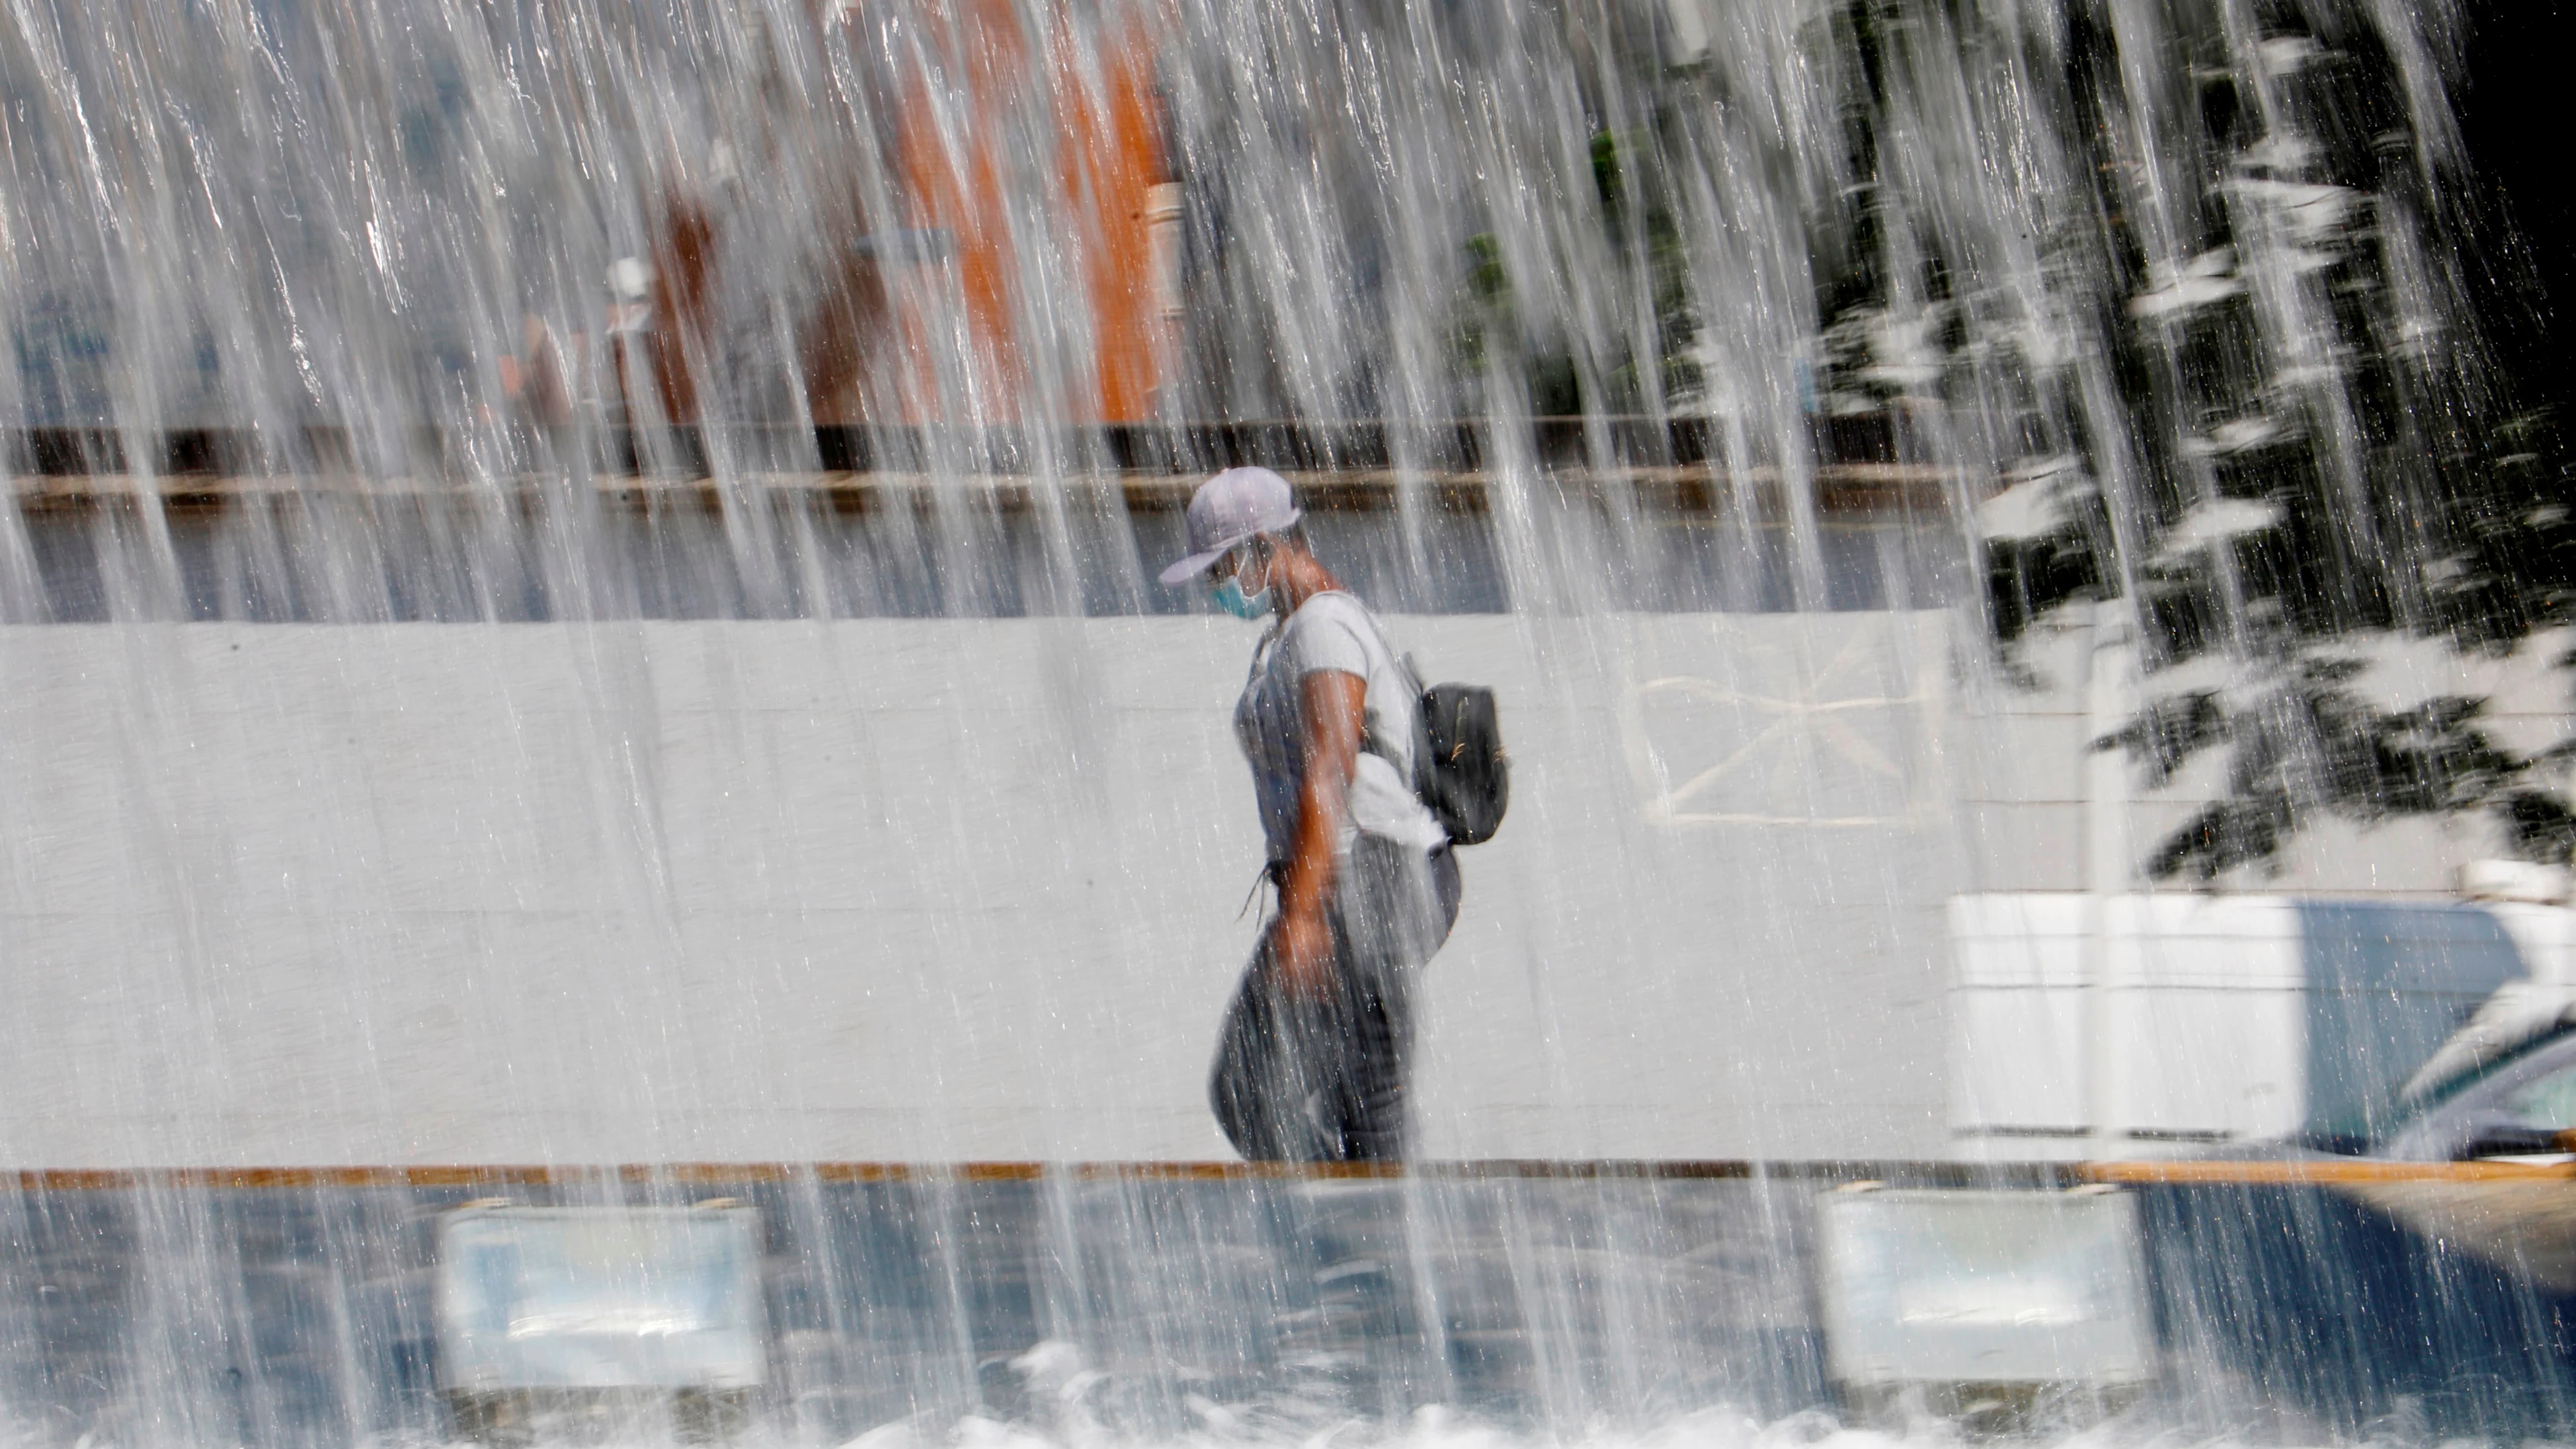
top-left (0, 0), bottom-right (2567, 1444)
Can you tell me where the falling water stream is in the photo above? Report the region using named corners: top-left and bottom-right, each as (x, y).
top-left (1, 0), bottom-right (2566, 1444)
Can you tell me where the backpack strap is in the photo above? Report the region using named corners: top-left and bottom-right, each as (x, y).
top-left (1329, 596), bottom-right (1418, 782)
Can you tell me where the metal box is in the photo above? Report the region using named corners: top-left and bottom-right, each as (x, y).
top-left (435, 1206), bottom-right (767, 1391)
top-left (1815, 1188), bottom-right (2153, 1390)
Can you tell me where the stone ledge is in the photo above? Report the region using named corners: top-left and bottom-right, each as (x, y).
top-left (9, 462), bottom-right (1970, 518)
top-left (4, 414), bottom-right (1917, 478)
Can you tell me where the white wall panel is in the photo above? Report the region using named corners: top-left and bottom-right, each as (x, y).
top-left (5, 612), bottom-right (2522, 1166)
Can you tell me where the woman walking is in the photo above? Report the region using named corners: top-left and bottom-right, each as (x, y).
top-left (1160, 467), bottom-right (1462, 1162)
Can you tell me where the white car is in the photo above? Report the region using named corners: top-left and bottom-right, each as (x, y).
top-left (2374, 1020), bottom-right (2576, 1163)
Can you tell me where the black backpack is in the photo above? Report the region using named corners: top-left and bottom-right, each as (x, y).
top-left (1408, 672), bottom-right (1509, 846)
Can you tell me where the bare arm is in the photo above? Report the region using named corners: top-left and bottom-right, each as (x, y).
top-left (1273, 669), bottom-right (1367, 999)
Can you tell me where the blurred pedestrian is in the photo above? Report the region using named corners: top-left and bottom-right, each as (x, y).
top-left (1164, 467), bottom-right (1461, 1162)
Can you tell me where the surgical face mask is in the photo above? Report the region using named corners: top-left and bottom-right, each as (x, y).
top-left (1212, 550), bottom-right (1270, 619)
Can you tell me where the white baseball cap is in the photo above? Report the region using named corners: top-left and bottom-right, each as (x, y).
top-left (1158, 467), bottom-right (1303, 585)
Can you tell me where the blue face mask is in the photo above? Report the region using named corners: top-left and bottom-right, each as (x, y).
top-left (1213, 573), bottom-right (1270, 620)
top-left (1212, 550), bottom-right (1271, 619)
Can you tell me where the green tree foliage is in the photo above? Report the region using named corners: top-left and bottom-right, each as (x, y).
top-left (1800, 0), bottom-right (2576, 879)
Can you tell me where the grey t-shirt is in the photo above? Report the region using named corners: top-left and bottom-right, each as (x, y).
top-left (1234, 592), bottom-right (1448, 863)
